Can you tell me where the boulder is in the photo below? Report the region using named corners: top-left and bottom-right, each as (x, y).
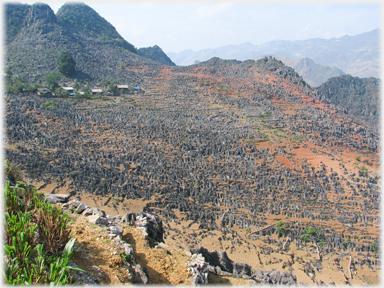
top-left (44, 193), bottom-right (70, 204)
top-left (107, 225), bottom-right (124, 237)
top-left (252, 269), bottom-right (296, 285)
top-left (90, 207), bottom-right (106, 217)
top-left (62, 199), bottom-right (81, 211)
top-left (188, 253), bottom-right (209, 285)
top-left (189, 246), bottom-right (252, 276)
top-left (76, 202), bottom-right (89, 214)
top-left (123, 212), bottom-right (164, 244)
top-left (87, 214), bottom-right (108, 225)
top-left (124, 244), bottom-right (134, 256)
top-left (81, 207), bottom-right (93, 216)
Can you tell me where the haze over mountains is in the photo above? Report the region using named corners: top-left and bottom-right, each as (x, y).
top-left (167, 29), bottom-right (380, 85)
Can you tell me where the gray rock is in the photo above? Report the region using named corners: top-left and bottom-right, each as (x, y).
top-left (90, 207), bottom-right (106, 217)
top-left (62, 199), bottom-right (81, 211)
top-left (44, 193), bottom-right (70, 204)
top-left (133, 264), bottom-right (149, 284)
top-left (81, 207), bottom-right (93, 216)
top-left (87, 214), bottom-right (108, 225)
top-left (107, 225), bottom-right (124, 236)
top-left (124, 244), bottom-right (134, 256)
top-left (76, 202), bottom-right (89, 214)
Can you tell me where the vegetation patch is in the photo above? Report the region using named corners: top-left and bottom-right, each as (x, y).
top-left (41, 101), bottom-right (58, 109)
top-left (258, 111), bottom-right (272, 119)
top-left (4, 161), bottom-right (82, 285)
top-left (244, 138), bottom-right (268, 144)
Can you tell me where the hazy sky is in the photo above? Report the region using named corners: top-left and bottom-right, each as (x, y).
top-left (6, 1), bottom-right (381, 53)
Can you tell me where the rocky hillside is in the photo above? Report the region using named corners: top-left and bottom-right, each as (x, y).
top-left (4, 3), bottom-right (381, 286)
top-left (4, 2), bottom-right (171, 85)
top-left (252, 55), bottom-right (346, 87)
top-left (56, 2), bottom-right (137, 54)
top-left (137, 45), bottom-right (176, 66)
top-left (316, 75), bottom-right (380, 127)
top-left (4, 2), bottom-right (31, 44)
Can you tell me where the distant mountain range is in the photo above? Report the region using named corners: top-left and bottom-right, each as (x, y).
top-left (167, 29), bottom-right (380, 85)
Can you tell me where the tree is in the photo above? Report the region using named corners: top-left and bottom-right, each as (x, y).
top-left (74, 92), bottom-right (84, 100)
top-left (100, 79), bottom-right (111, 88)
top-left (73, 82), bottom-right (80, 90)
top-left (82, 85), bottom-right (91, 96)
top-left (57, 51), bottom-right (76, 77)
top-left (55, 87), bottom-right (67, 97)
top-left (45, 72), bottom-right (61, 90)
top-left (276, 221), bottom-right (288, 237)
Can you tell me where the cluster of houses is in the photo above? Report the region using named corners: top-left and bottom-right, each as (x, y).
top-left (35, 84), bottom-right (144, 97)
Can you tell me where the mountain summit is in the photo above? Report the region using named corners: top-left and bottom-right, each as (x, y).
top-left (4, 2), bottom-right (174, 84)
top-left (56, 2), bottom-right (137, 54)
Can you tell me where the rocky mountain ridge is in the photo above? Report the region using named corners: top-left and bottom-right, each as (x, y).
top-left (4, 2), bottom-right (173, 85)
top-left (315, 75), bottom-right (380, 127)
top-left (137, 45), bottom-right (176, 66)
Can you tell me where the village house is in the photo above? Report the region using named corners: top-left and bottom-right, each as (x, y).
top-left (34, 88), bottom-right (52, 96)
top-left (116, 84), bottom-right (129, 94)
top-left (62, 87), bottom-right (74, 94)
top-left (91, 88), bottom-right (104, 95)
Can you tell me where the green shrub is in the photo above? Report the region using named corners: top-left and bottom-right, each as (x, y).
top-left (41, 101), bottom-right (58, 109)
top-left (276, 221), bottom-right (288, 236)
top-left (3, 162), bottom-right (83, 285)
top-left (45, 71), bottom-right (62, 90)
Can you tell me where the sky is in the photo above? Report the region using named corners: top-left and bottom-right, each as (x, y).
top-left (3, 0), bottom-right (382, 53)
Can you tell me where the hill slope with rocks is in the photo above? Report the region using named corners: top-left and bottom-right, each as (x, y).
top-left (5, 56), bottom-right (381, 285)
top-left (137, 45), bottom-right (176, 66)
top-left (253, 55), bottom-right (346, 87)
top-left (4, 2), bottom-right (171, 85)
top-left (315, 75), bottom-right (380, 127)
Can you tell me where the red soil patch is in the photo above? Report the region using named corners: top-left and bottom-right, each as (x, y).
top-left (275, 155), bottom-right (294, 169)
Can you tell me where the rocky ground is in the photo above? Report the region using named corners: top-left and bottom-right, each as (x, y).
top-left (4, 57), bottom-right (381, 285)
top-left (34, 183), bottom-right (380, 286)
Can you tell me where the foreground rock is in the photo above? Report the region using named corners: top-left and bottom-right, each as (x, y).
top-left (189, 246), bottom-right (252, 277)
top-left (123, 211), bottom-right (164, 246)
top-left (251, 269), bottom-right (297, 285)
top-left (189, 246), bottom-right (297, 285)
